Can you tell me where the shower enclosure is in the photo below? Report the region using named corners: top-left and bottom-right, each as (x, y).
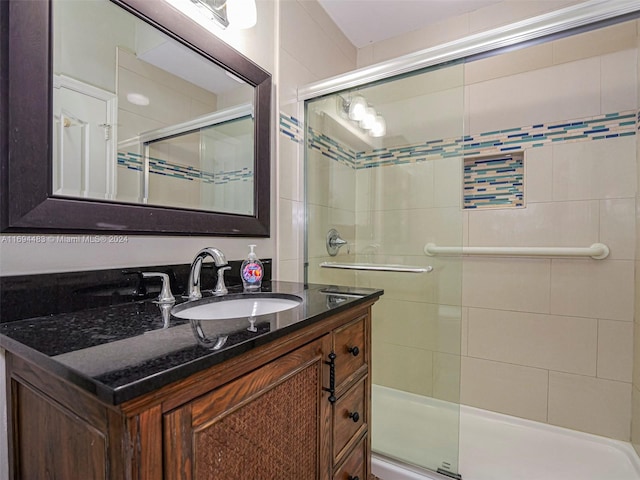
top-left (305, 62), bottom-right (465, 476)
top-left (301, 2), bottom-right (640, 479)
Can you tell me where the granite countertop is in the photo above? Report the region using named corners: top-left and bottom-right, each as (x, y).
top-left (0, 281), bottom-right (383, 405)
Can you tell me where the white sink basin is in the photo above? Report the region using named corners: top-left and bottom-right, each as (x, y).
top-left (171, 293), bottom-right (303, 320)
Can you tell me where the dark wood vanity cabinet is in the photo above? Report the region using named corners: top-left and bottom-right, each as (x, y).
top-left (5, 302), bottom-right (374, 480)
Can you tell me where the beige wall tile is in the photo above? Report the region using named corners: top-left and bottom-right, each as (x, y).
top-left (552, 135), bottom-right (637, 201)
top-left (280, 0), bottom-right (354, 80)
top-left (548, 371), bottom-right (632, 440)
top-left (375, 82), bottom-right (464, 146)
top-left (467, 57), bottom-right (600, 135)
top-left (600, 198), bottom-right (636, 261)
top-left (462, 257), bottom-right (551, 313)
top-left (278, 49), bottom-right (315, 107)
top-left (277, 199), bottom-right (302, 261)
top-left (550, 259), bottom-right (634, 321)
top-left (353, 256), bottom-right (460, 305)
top-left (278, 134), bottom-right (301, 202)
top-left (276, 259), bottom-right (302, 282)
top-left (468, 308), bottom-right (597, 376)
top-left (117, 109), bottom-right (165, 143)
top-left (372, 298), bottom-right (461, 355)
top-left (468, 0), bottom-right (582, 34)
top-left (372, 342), bottom-right (433, 397)
top-left (632, 386), bottom-right (640, 456)
top-left (118, 67), bottom-right (191, 125)
top-left (296, 0), bottom-right (357, 65)
top-left (368, 207), bottom-right (463, 258)
top-left (461, 307), bottom-right (469, 356)
top-left (362, 162), bottom-right (435, 212)
top-left (306, 204), bottom-right (355, 260)
top-left (461, 357), bottom-right (549, 422)
top-left (467, 200), bottom-right (599, 248)
top-left (634, 305), bottom-right (640, 387)
top-left (553, 21), bottom-right (637, 65)
top-left (359, 15), bottom-right (470, 67)
top-left (465, 43), bottom-right (553, 85)
top-left (598, 320), bottom-right (633, 382)
top-left (601, 49), bottom-right (638, 113)
top-left (434, 157), bottom-right (463, 208)
top-left (306, 151), bottom-right (356, 209)
top-left (372, 298), bottom-right (437, 351)
top-left (307, 255), bottom-right (356, 286)
top-left (433, 352), bottom-right (461, 403)
top-left (524, 145), bottom-right (553, 203)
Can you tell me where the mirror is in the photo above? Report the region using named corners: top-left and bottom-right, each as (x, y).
top-left (1, 0), bottom-right (271, 235)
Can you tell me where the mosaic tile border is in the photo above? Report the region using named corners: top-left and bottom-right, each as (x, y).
top-left (117, 152), bottom-right (252, 185)
top-left (279, 113), bottom-right (303, 144)
top-left (464, 153), bottom-right (524, 209)
top-left (307, 128), bottom-right (358, 169)
top-left (281, 110), bottom-right (637, 169)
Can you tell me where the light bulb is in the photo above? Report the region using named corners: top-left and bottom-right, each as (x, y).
top-left (369, 115), bottom-right (386, 137)
top-left (359, 107), bottom-right (376, 130)
top-left (348, 96), bottom-right (367, 121)
top-left (227, 0), bottom-right (257, 29)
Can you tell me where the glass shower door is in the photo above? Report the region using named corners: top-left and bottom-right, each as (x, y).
top-left (305, 61), bottom-right (465, 476)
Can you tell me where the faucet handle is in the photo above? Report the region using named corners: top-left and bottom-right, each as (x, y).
top-left (214, 266), bottom-right (231, 296)
top-left (142, 272), bottom-right (175, 304)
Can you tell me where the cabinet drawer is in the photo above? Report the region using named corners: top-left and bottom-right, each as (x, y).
top-left (333, 377), bottom-right (366, 460)
top-left (334, 315), bottom-right (366, 386)
top-left (333, 436), bottom-right (366, 480)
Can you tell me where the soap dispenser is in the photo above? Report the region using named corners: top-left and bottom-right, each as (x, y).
top-left (241, 244), bottom-right (263, 292)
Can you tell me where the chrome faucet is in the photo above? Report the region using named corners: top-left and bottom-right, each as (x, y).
top-left (187, 247), bottom-right (229, 300)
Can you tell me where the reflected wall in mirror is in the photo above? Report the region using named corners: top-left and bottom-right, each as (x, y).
top-left (52, 0), bottom-right (255, 215)
top-left (1, 0), bottom-right (271, 235)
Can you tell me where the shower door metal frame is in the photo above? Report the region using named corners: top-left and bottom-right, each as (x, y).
top-left (297, 0), bottom-right (640, 102)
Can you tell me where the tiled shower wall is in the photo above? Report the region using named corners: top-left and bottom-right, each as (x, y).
top-left (460, 23), bottom-right (637, 441)
top-left (633, 26), bottom-right (640, 459)
top-left (293, 21), bottom-right (639, 442)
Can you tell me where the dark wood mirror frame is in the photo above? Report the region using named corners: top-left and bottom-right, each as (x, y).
top-left (0, 0), bottom-right (271, 236)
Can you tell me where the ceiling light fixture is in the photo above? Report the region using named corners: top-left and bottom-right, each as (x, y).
top-left (348, 96), bottom-right (367, 121)
top-left (167, 0), bottom-right (257, 30)
top-left (341, 95), bottom-right (386, 138)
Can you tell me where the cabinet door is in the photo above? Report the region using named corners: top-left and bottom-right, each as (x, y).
top-left (164, 335), bottom-right (332, 480)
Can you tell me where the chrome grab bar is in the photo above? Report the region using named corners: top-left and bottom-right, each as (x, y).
top-left (320, 262), bottom-right (433, 273)
top-left (423, 242), bottom-right (609, 260)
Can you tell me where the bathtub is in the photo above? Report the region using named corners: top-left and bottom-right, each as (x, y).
top-left (371, 384), bottom-right (640, 480)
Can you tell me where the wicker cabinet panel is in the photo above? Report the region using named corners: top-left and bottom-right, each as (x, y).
top-left (164, 335), bottom-right (332, 480)
top-left (333, 315), bottom-right (366, 388)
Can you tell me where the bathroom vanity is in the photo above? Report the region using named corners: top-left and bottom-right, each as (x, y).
top-left (0, 278), bottom-right (382, 480)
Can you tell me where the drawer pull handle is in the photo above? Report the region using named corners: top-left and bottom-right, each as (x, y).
top-left (323, 352), bottom-right (337, 404)
top-left (347, 345), bottom-right (360, 357)
top-left (348, 476), bottom-right (360, 480)
top-left (348, 411), bottom-right (360, 423)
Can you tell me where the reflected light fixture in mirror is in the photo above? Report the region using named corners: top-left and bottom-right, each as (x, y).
top-left (166, 0), bottom-right (257, 30)
top-left (341, 96), bottom-right (386, 138)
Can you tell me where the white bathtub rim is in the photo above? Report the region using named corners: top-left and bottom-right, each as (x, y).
top-left (372, 384), bottom-right (640, 478)
top-left (460, 403), bottom-right (640, 476)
